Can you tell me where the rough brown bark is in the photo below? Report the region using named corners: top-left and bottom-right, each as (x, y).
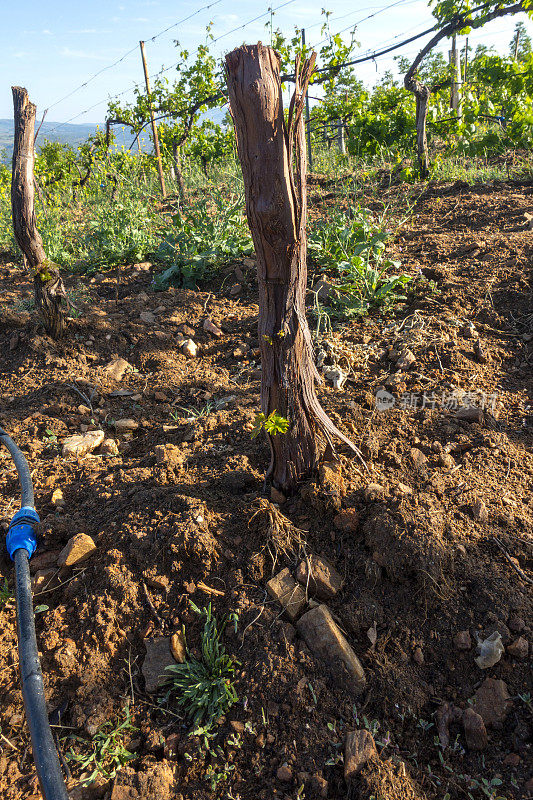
top-left (171, 141), bottom-right (187, 199)
top-left (11, 86), bottom-right (67, 338)
top-left (226, 44), bottom-right (358, 493)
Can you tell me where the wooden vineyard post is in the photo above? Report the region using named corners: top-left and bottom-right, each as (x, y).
top-left (139, 41), bottom-right (167, 199)
top-left (225, 44), bottom-right (358, 493)
top-left (11, 86), bottom-right (67, 338)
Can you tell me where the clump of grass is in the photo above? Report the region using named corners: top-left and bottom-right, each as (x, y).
top-left (161, 603), bottom-right (239, 736)
top-left (66, 703), bottom-right (137, 785)
top-left (0, 578), bottom-right (13, 606)
top-left (249, 498), bottom-right (307, 563)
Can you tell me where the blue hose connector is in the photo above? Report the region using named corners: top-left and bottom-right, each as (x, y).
top-left (6, 507), bottom-right (39, 561)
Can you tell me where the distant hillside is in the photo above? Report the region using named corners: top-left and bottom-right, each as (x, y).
top-left (0, 107), bottom-right (227, 163)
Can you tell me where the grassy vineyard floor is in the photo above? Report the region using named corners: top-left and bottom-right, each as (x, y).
top-left (0, 177), bottom-right (531, 800)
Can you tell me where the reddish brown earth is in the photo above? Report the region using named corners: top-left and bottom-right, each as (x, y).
top-left (0, 179), bottom-right (531, 800)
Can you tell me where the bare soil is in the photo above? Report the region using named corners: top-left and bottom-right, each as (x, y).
top-left (0, 178), bottom-right (531, 800)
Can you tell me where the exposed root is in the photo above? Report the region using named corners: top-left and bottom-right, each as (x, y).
top-left (249, 498), bottom-right (307, 567)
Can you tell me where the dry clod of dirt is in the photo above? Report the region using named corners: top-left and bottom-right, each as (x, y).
top-left (471, 497), bottom-right (489, 523)
top-left (57, 533), bottom-right (96, 567)
top-left (266, 568), bottom-right (307, 621)
top-left (333, 509), bottom-right (359, 531)
top-left (276, 764), bottom-right (293, 782)
top-left (62, 429), bottom-right (104, 458)
top-left (296, 554), bottom-right (344, 600)
top-left (110, 762), bottom-right (175, 800)
top-left (297, 604), bottom-right (366, 694)
top-left (453, 630), bottom-right (472, 650)
top-left (462, 707), bottom-right (488, 751)
top-left (410, 447), bottom-right (427, 470)
top-left (139, 311), bottom-right (155, 324)
top-left (471, 678), bottom-right (513, 728)
top-left (344, 729), bottom-right (378, 780)
top-left (396, 348), bottom-right (416, 369)
top-left (506, 636), bottom-right (529, 659)
top-left (104, 356), bottom-right (131, 381)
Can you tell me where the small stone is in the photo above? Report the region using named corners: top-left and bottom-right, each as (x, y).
top-left (100, 438), bottom-right (119, 456)
top-left (142, 637), bottom-right (174, 693)
top-left (413, 646), bottom-right (424, 664)
top-left (229, 283), bottom-right (241, 296)
top-left (506, 637), bottom-right (529, 659)
top-left (104, 357), bottom-right (131, 381)
top-left (182, 339), bottom-right (198, 358)
top-left (472, 498), bottom-right (488, 523)
top-left (202, 318), bottom-right (223, 337)
top-left (396, 349), bottom-right (416, 370)
top-left (276, 764), bottom-right (292, 782)
top-left (170, 631), bottom-right (186, 663)
top-left (410, 447), bottom-right (427, 469)
top-left (473, 339), bottom-right (487, 364)
top-left (114, 419), bottom-right (139, 432)
top-left (471, 678), bottom-right (513, 728)
top-left (364, 483), bottom-right (384, 502)
top-left (333, 510), bottom-right (359, 532)
top-left (145, 574), bottom-right (170, 593)
top-left (297, 604), bottom-right (366, 695)
top-left (57, 533), bottom-right (96, 567)
top-left (140, 311), bottom-right (155, 324)
top-left (266, 568), bottom-right (307, 621)
top-left (229, 720), bottom-right (244, 733)
top-left (462, 708), bottom-right (488, 751)
top-left (296, 554), bottom-right (344, 600)
top-left (62, 429), bottom-right (105, 458)
top-left (51, 488), bottom-right (64, 507)
top-left (453, 630), bottom-right (472, 650)
top-left (344, 730), bottom-right (377, 780)
top-left (439, 452), bottom-right (456, 469)
top-left (395, 482), bottom-right (413, 496)
top-left (455, 405), bottom-right (483, 423)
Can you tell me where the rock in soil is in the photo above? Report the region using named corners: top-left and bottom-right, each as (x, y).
top-left (462, 707), bottom-right (488, 751)
top-left (57, 533), bottom-right (97, 567)
top-left (170, 631), bottom-right (186, 663)
top-left (181, 339), bottom-right (198, 357)
top-left (203, 317), bottom-right (223, 337)
top-left (100, 438), bottom-right (119, 455)
top-left (453, 630), bottom-right (472, 650)
top-left (506, 636), bottom-right (529, 659)
top-left (266, 568), bottom-right (307, 621)
top-left (62, 430), bottom-right (104, 458)
top-left (114, 418), bottom-right (139, 432)
top-left (344, 729), bottom-right (377, 780)
top-left (295, 554), bottom-right (344, 600)
top-left (142, 637), bottom-right (175, 693)
top-left (297, 604), bottom-right (366, 694)
top-left (471, 678), bottom-right (513, 728)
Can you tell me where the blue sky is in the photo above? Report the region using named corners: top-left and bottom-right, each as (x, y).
top-left (1, 0), bottom-right (532, 123)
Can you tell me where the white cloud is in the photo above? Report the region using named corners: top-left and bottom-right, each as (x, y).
top-left (42, 29), bottom-right (53, 35)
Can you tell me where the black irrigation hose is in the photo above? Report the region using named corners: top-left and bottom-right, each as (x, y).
top-left (0, 426), bottom-right (69, 800)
